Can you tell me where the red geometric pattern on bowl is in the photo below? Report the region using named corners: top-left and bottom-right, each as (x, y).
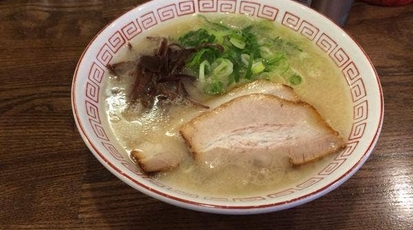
top-left (102, 142), bottom-right (124, 160)
top-left (258, 5), bottom-right (278, 20)
top-left (177, 1), bottom-right (197, 15)
top-left (174, 189), bottom-right (201, 198)
top-left (199, 0), bottom-right (236, 12)
top-left (296, 177), bottom-right (324, 190)
top-left (88, 62), bottom-right (105, 84)
top-left (349, 122), bottom-right (367, 141)
top-left (204, 196), bottom-right (232, 202)
top-left (96, 44), bottom-right (113, 66)
top-left (121, 161), bottom-right (143, 175)
top-left (140, 11), bottom-right (158, 29)
top-left (354, 100), bottom-right (368, 122)
top-left (157, 2), bottom-right (196, 22)
top-left (316, 33), bottom-right (338, 53)
top-left (233, 196), bottom-right (266, 202)
top-left (319, 158), bottom-right (346, 175)
top-left (267, 189), bottom-right (295, 199)
top-left (340, 141), bottom-right (359, 157)
top-left (299, 21), bottom-right (319, 41)
top-left (239, 2), bottom-right (261, 16)
top-left (350, 78), bottom-right (367, 103)
top-left (81, 0), bottom-right (370, 202)
top-left (107, 31), bottom-right (126, 53)
top-left (121, 21), bottom-right (143, 40)
top-left (282, 12), bottom-right (319, 41)
top-left (342, 62), bottom-right (360, 85)
top-left (85, 101), bottom-right (100, 123)
top-left (85, 81), bottom-right (99, 103)
top-left (89, 119), bottom-right (109, 141)
top-left (282, 11), bottom-right (301, 30)
top-left (330, 47), bottom-right (350, 68)
top-left (240, 1), bottom-right (279, 20)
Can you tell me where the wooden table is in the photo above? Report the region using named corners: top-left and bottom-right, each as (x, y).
top-left (1, 1), bottom-right (412, 229)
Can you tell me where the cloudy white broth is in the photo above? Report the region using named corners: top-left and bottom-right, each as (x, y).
top-left (105, 14), bottom-right (352, 196)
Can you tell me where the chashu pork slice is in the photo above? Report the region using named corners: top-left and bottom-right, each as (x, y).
top-left (180, 94), bottom-right (346, 168)
top-left (130, 138), bottom-right (187, 173)
top-left (131, 80), bottom-right (300, 173)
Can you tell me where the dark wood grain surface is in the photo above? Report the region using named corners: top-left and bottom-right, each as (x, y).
top-left (1, 1), bottom-right (412, 229)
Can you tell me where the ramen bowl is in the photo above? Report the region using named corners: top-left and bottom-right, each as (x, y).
top-left (72, 0), bottom-right (383, 214)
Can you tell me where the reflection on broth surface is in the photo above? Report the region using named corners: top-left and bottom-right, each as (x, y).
top-left (105, 14), bottom-right (352, 196)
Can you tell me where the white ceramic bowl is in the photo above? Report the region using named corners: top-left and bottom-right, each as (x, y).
top-left (72, 0), bottom-right (383, 214)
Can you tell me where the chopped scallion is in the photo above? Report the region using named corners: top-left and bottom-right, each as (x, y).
top-left (289, 74), bottom-right (302, 85)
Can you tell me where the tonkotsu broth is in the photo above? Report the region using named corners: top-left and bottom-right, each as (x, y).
top-left (105, 14), bottom-right (353, 196)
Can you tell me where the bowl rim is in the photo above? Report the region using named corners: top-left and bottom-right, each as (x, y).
top-left (71, 0), bottom-right (384, 214)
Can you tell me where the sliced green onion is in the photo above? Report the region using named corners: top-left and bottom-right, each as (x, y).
top-left (212, 58), bottom-right (233, 78)
top-left (210, 30), bottom-right (232, 44)
top-left (259, 46), bottom-right (272, 59)
top-left (289, 74), bottom-right (302, 85)
top-left (187, 49), bottom-right (208, 67)
top-left (229, 36), bottom-right (246, 49)
top-left (178, 15), bottom-right (304, 95)
top-left (251, 60), bottom-right (265, 74)
top-left (199, 60), bottom-right (210, 84)
top-left (273, 56), bottom-right (290, 74)
top-left (241, 54), bottom-right (250, 66)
